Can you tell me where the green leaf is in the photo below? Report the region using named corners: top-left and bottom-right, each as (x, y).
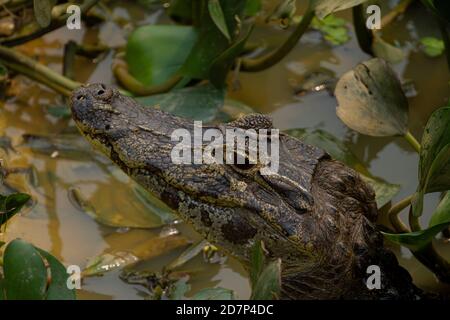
top-left (126, 25), bottom-right (198, 86)
top-left (193, 287), bottom-right (234, 300)
top-left (137, 84), bottom-right (225, 122)
top-left (372, 35), bottom-right (405, 64)
top-left (33, 0), bottom-right (54, 28)
top-left (312, 0), bottom-right (370, 19)
top-left (0, 193), bottom-right (31, 227)
top-left (250, 241), bottom-right (266, 289)
top-left (3, 239), bottom-right (47, 300)
top-left (250, 259), bottom-right (281, 300)
top-left (0, 278), bottom-right (5, 300)
top-left (415, 106), bottom-right (450, 216)
top-left (181, 0), bottom-right (246, 80)
top-left (335, 58), bottom-right (409, 137)
top-left (286, 129), bottom-right (400, 207)
top-left (383, 222), bottom-right (450, 251)
top-left (420, 37), bottom-right (445, 58)
top-left (167, 0), bottom-right (194, 22)
top-left (245, 0), bottom-right (262, 16)
top-left (208, 0), bottom-right (231, 42)
top-left (429, 192), bottom-right (450, 227)
top-left (36, 248), bottom-right (76, 300)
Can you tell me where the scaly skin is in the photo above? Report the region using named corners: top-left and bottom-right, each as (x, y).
top-left (70, 84), bottom-right (419, 299)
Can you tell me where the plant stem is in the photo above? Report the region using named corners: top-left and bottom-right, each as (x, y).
top-left (408, 208), bottom-right (422, 232)
top-left (413, 243), bottom-right (450, 283)
top-left (112, 60), bottom-right (181, 96)
top-left (404, 131), bottom-right (421, 153)
top-left (241, 8), bottom-right (315, 72)
top-left (3, 60), bottom-right (72, 96)
top-left (437, 20), bottom-right (450, 71)
top-left (352, 4), bottom-right (373, 55)
top-left (0, 45), bottom-right (80, 91)
top-left (0, 0), bottom-right (99, 47)
top-left (388, 194), bottom-right (413, 233)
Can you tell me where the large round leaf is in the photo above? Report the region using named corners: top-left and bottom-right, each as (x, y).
top-left (126, 25), bottom-right (198, 86)
top-left (335, 58), bottom-right (409, 137)
top-left (3, 239), bottom-right (47, 300)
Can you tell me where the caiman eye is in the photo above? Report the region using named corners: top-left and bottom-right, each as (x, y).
top-left (230, 152), bottom-right (257, 171)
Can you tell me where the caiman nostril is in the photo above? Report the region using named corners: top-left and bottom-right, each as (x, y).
top-left (76, 95), bottom-right (85, 101)
top-left (97, 89), bottom-right (105, 95)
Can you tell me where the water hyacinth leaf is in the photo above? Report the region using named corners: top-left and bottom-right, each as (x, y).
top-left (133, 185), bottom-right (176, 224)
top-left (208, 0), bottom-right (231, 41)
top-left (82, 251), bottom-right (139, 277)
top-left (126, 25), bottom-right (197, 86)
top-left (137, 85), bottom-right (225, 122)
top-left (250, 241), bottom-right (266, 289)
top-left (312, 0), bottom-right (370, 19)
top-left (0, 193), bottom-right (31, 226)
top-left (167, 239), bottom-right (209, 270)
top-left (3, 239), bottom-right (47, 300)
top-left (286, 129), bottom-right (400, 207)
top-left (181, 0), bottom-right (246, 80)
top-left (418, 107), bottom-right (450, 193)
top-left (33, 0), bottom-right (54, 28)
top-left (0, 279), bottom-right (4, 300)
top-left (36, 249), bottom-right (76, 300)
top-left (335, 58), bottom-right (409, 137)
top-left (193, 287), bottom-right (234, 300)
top-left (69, 187), bottom-right (170, 229)
top-left (250, 259), bottom-right (281, 300)
top-left (83, 235), bottom-right (189, 277)
top-left (383, 222), bottom-right (450, 251)
top-left (167, 0), bottom-right (194, 21)
top-left (420, 37), bottom-right (445, 58)
top-left (429, 192), bottom-right (450, 228)
top-left (372, 36), bottom-right (405, 64)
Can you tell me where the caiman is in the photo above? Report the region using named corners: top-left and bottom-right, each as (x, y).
top-left (70, 83), bottom-right (420, 300)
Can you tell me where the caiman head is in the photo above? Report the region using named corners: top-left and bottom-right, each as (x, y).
top-left (70, 84), bottom-right (415, 299)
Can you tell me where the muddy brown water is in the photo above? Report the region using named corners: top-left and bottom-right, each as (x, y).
top-left (0, 1), bottom-right (449, 299)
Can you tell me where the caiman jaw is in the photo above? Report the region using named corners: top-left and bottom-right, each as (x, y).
top-left (70, 83), bottom-right (418, 300)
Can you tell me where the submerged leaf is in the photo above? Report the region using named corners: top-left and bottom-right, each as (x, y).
top-left (335, 58), bottom-right (409, 137)
top-left (250, 241), bottom-right (266, 289)
top-left (0, 193), bottom-right (31, 226)
top-left (372, 36), bottom-right (405, 64)
top-left (167, 239), bottom-right (208, 270)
